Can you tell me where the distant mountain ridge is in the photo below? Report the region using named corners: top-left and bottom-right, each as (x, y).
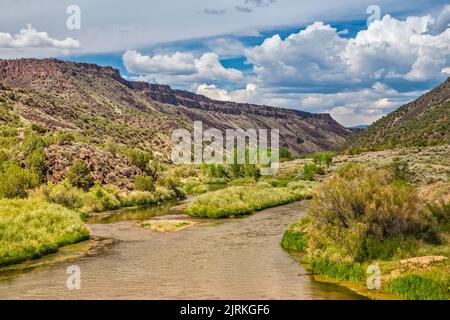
top-left (347, 78), bottom-right (450, 149)
top-left (0, 58), bottom-right (352, 154)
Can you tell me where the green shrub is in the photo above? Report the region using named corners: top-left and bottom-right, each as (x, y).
top-left (21, 130), bottom-right (46, 180)
top-left (313, 151), bottom-right (334, 167)
top-left (191, 185), bottom-right (208, 194)
top-left (300, 163), bottom-right (323, 181)
top-left (24, 148), bottom-right (46, 180)
top-left (119, 190), bottom-right (157, 207)
top-left (104, 137), bottom-right (118, 156)
top-left (153, 186), bottom-right (177, 202)
top-left (281, 221), bottom-right (308, 252)
top-left (300, 165), bottom-right (439, 263)
top-left (0, 199), bottom-right (89, 267)
top-left (134, 175), bottom-right (155, 192)
top-left (0, 161), bottom-right (39, 198)
top-left (84, 184), bottom-right (121, 212)
top-left (426, 201), bottom-right (450, 233)
top-left (32, 181), bottom-right (84, 210)
top-left (255, 181), bottom-right (272, 189)
top-left (389, 157), bottom-right (411, 181)
top-left (200, 163), bottom-right (228, 179)
top-left (125, 148), bottom-right (150, 171)
top-left (182, 179), bottom-right (202, 194)
top-left (0, 150), bottom-right (7, 164)
top-left (66, 160), bottom-right (94, 191)
top-left (280, 147), bottom-right (293, 161)
top-left (355, 236), bottom-right (418, 262)
top-left (118, 187), bottom-right (176, 207)
top-left (21, 129), bottom-right (45, 155)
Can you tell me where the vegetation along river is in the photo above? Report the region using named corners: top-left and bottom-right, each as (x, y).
top-left (0, 199), bottom-right (365, 299)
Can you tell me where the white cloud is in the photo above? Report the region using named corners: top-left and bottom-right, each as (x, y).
top-left (195, 81), bottom-right (422, 127)
top-left (245, 22), bottom-right (351, 88)
top-left (0, 24), bottom-right (79, 49)
top-left (207, 38), bottom-right (248, 58)
top-left (197, 83), bottom-right (257, 101)
top-left (246, 11), bottom-right (450, 89)
top-left (123, 7), bottom-right (449, 126)
top-left (345, 14), bottom-right (450, 82)
top-left (123, 50), bottom-right (243, 86)
top-left (1, 1), bottom-right (447, 56)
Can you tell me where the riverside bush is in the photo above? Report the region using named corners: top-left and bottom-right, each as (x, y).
top-left (283, 164), bottom-right (443, 266)
top-left (134, 175), bottom-right (155, 192)
top-left (33, 181), bottom-right (84, 209)
top-left (32, 180), bottom-right (178, 213)
top-left (281, 221), bottom-right (308, 251)
top-left (181, 179), bottom-right (202, 194)
top-left (0, 161), bottom-right (39, 198)
top-left (0, 199), bottom-right (89, 267)
top-left (186, 185), bottom-right (309, 218)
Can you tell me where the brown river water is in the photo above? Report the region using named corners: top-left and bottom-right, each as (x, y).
top-left (0, 199), bottom-right (365, 299)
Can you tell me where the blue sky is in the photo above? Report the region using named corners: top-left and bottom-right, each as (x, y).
top-left (0, 0), bottom-right (449, 126)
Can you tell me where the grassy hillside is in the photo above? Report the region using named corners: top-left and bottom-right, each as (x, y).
top-left (346, 78), bottom-right (449, 150)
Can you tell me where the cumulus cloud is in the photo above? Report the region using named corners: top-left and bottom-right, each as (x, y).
top-left (245, 12), bottom-right (450, 90)
top-left (123, 50), bottom-right (243, 86)
top-left (345, 14), bottom-right (450, 82)
top-left (123, 6), bottom-right (449, 126)
top-left (197, 81), bottom-right (420, 126)
top-left (197, 83), bottom-right (258, 101)
top-left (246, 22), bottom-right (351, 89)
top-left (0, 24), bottom-right (79, 49)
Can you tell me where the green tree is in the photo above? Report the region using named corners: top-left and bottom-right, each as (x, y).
top-left (21, 129), bottom-right (44, 155)
top-left (66, 160), bottom-right (94, 191)
top-left (0, 161), bottom-right (39, 198)
top-left (21, 130), bottom-right (46, 180)
top-left (279, 147), bottom-right (293, 161)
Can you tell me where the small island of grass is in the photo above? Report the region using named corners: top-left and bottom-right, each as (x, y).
top-left (186, 181), bottom-right (315, 218)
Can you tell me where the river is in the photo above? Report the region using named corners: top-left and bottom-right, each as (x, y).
top-left (0, 199), bottom-right (364, 299)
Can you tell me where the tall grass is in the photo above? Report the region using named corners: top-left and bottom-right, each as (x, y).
top-left (385, 271), bottom-right (449, 300)
top-left (32, 181), bottom-right (178, 213)
top-left (186, 183), bottom-right (312, 218)
top-left (0, 199), bottom-right (89, 267)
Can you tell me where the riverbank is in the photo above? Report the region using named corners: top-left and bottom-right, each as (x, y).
top-left (0, 199), bottom-right (89, 267)
top-left (282, 149), bottom-right (450, 300)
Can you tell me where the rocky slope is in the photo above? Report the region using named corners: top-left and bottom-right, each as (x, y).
top-left (347, 78), bottom-right (450, 149)
top-left (0, 58), bottom-right (352, 155)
